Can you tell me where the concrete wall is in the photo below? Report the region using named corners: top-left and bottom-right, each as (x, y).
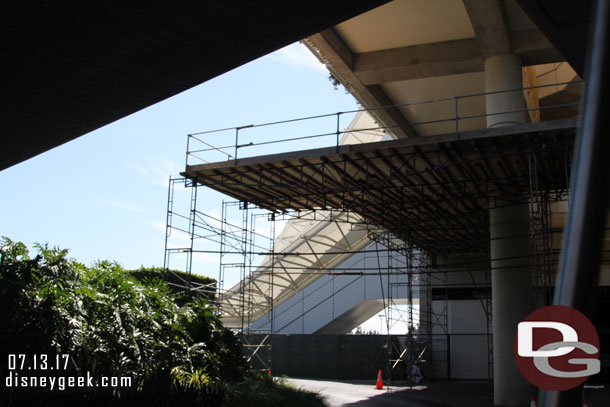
top-left (448, 300), bottom-right (490, 379)
top-left (429, 298), bottom-right (490, 380)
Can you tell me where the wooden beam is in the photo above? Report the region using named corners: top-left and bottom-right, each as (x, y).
top-left (522, 66), bottom-right (540, 123)
top-left (305, 28), bottom-right (418, 138)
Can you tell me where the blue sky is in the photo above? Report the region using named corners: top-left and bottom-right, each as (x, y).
top-left (0, 42), bottom-right (415, 334)
top-left (0, 42), bottom-right (359, 276)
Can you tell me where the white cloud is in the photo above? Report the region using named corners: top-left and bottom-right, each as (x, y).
top-left (269, 42), bottom-right (327, 72)
top-left (151, 159), bottom-right (180, 187)
top-left (128, 158), bottom-right (183, 188)
top-left (150, 220), bottom-right (168, 233)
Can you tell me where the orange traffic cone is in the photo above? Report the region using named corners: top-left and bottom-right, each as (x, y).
top-left (375, 370), bottom-right (383, 390)
top-left (583, 400), bottom-right (589, 407)
top-left (530, 396), bottom-right (536, 407)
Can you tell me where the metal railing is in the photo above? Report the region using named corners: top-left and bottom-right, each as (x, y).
top-left (185, 80), bottom-right (581, 167)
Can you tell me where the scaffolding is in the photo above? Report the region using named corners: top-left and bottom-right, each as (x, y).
top-left (528, 150), bottom-right (571, 309)
top-left (373, 234), bottom-right (450, 384)
top-left (163, 177), bottom-right (218, 297)
top-left (164, 84), bottom-right (588, 382)
top-left (164, 182), bottom-right (453, 376)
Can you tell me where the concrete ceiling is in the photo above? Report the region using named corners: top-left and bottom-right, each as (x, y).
top-left (1, 1), bottom-right (389, 171)
top-left (335, 0), bottom-right (475, 52)
top-left (383, 71), bottom-right (487, 136)
top-left (305, 0), bottom-right (582, 140)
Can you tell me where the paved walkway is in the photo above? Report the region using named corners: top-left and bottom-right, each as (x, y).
top-left (286, 379), bottom-right (610, 407)
top-left (284, 378), bottom-right (495, 407)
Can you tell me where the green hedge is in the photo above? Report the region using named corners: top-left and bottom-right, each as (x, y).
top-left (0, 238), bottom-right (243, 406)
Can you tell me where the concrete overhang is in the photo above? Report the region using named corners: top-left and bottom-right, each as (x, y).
top-left (303, 0), bottom-right (582, 141)
top-left (1, 1), bottom-right (389, 171)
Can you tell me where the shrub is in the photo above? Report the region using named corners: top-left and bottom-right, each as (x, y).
top-left (0, 238), bottom-right (245, 406)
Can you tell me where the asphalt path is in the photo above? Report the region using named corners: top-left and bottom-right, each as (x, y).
top-left (285, 378), bottom-right (610, 406)
top-left (283, 378), bottom-right (496, 407)
top-left (284, 378), bottom-right (428, 407)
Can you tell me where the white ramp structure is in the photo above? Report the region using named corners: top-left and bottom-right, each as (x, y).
top-left (217, 111), bottom-right (423, 334)
top-left (248, 240), bottom-right (417, 335)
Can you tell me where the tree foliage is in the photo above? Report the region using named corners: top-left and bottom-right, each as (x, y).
top-left (0, 237), bottom-right (245, 406)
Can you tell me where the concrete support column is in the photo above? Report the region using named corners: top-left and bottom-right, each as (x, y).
top-left (485, 54), bottom-right (526, 128)
top-left (490, 200), bottom-right (533, 406)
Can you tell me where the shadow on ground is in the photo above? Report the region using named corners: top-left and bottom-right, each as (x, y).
top-left (342, 381), bottom-right (494, 407)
